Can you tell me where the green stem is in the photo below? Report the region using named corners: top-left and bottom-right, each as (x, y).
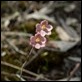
top-left (20, 47), bottom-right (33, 77)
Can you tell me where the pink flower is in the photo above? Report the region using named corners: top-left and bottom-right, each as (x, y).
top-left (30, 33), bottom-right (46, 49)
top-left (36, 20), bottom-right (53, 36)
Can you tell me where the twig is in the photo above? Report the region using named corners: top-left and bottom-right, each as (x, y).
top-left (1, 61), bottom-right (51, 81)
top-left (2, 71), bottom-right (26, 81)
top-left (16, 74), bottom-right (26, 81)
top-left (67, 63), bottom-right (80, 81)
top-left (1, 71), bottom-right (17, 77)
top-left (1, 71), bottom-right (32, 81)
top-left (68, 57), bottom-right (81, 63)
top-left (4, 77), bottom-right (10, 81)
top-left (1, 61), bottom-right (38, 77)
top-left (22, 75), bottom-right (36, 81)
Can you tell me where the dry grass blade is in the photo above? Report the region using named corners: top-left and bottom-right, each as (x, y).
top-left (67, 63), bottom-right (80, 81)
top-left (1, 32), bottom-right (32, 37)
top-left (1, 61), bottom-right (51, 81)
top-left (1, 61), bottom-right (38, 77)
top-left (5, 39), bottom-right (27, 56)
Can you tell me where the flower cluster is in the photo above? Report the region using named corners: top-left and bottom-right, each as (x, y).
top-left (30, 20), bottom-right (53, 49)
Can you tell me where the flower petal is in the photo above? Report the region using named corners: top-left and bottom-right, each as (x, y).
top-left (47, 25), bottom-right (53, 31)
top-left (35, 32), bottom-right (40, 37)
top-left (30, 36), bottom-right (34, 41)
top-left (30, 36), bottom-right (36, 45)
top-left (41, 20), bottom-right (48, 26)
top-left (42, 37), bottom-right (46, 44)
top-left (40, 30), bottom-right (46, 36)
top-left (36, 23), bottom-right (40, 27)
top-left (40, 43), bottom-right (45, 47)
top-left (46, 31), bottom-right (51, 35)
top-left (35, 44), bottom-right (41, 49)
top-left (36, 24), bottom-right (41, 32)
